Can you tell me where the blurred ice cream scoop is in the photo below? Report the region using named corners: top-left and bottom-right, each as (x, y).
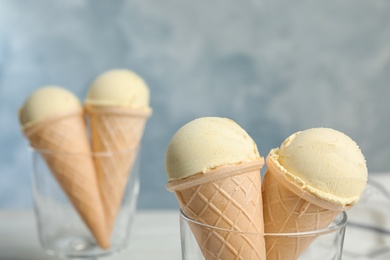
top-left (85, 69), bottom-right (150, 108)
top-left (19, 86), bottom-right (81, 129)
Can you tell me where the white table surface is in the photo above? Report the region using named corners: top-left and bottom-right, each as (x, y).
top-left (1, 174), bottom-right (390, 260)
top-left (0, 210), bottom-right (181, 260)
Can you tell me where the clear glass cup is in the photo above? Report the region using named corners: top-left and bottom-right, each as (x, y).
top-left (180, 209), bottom-right (347, 260)
top-left (343, 180), bottom-right (390, 260)
top-left (29, 147), bottom-right (140, 259)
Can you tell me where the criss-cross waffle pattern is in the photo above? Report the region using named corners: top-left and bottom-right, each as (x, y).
top-left (262, 170), bottom-right (339, 260)
top-left (25, 114), bottom-right (108, 248)
top-left (88, 111), bottom-right (147, 152)
top-left (87, 108), bottom-right (148, 235)
top-left (176, 169), bottom-right (266, 260)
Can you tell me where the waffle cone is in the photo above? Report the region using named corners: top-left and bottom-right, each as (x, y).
top-left (167, 159), bottom-right (266, 260)
top-left (262, 156), bottom-right (347, 260)
top-left (84, 105), bottom-right (151, 235)
top-left (23, 111), bottom-right (109, 249)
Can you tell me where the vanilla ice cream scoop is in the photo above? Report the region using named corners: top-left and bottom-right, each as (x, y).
top-left (85, 69), bottom-right (150, 108)
top-left (165, 117), bottom-right (261, 181)
top-left (19, 86), bottom-right (82, 129)
top-left (268, 127), bottom-right (368, 206)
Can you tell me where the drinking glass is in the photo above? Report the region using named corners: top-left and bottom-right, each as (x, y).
top-left (180, 209), bottom-right (347, 260)
top-left (344, 179), bottom-right (390, 260)
top-left (29, 147), bottom-right (140, 259)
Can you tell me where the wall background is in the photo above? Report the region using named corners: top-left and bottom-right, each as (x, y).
top-left (0, 0), bottom-right (389, 209)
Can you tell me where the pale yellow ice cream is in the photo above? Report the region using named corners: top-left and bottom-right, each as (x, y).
top-left (85, 69), bottom-right (150, 108)
top-left (165, 117), bottom-right (261, 181)
top-left (268, 127), bottom-right (368, 206)
top-left (19, 86), bottom-right (82, 129)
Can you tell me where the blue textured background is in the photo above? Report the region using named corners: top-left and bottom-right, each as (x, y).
top-left (0, 0), bottom-right (389, 209)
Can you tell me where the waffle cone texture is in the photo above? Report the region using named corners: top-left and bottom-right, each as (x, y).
top-left (23, 111), bottom-right (109, 249)
top-left (85, 105), bottom-right (151, 235)
top-left (262, 155), bottom-right (345, 260)
top-left (167, 159), bottom-right (266, 260)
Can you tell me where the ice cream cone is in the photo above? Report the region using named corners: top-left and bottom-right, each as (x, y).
top-left (23, 110), bottom-right (109, 249)
top-left (84, 104), bottom-right (151, 235)
top-left (167, 159), bottom-right (266, 260)
top-left (262, 155), bottom-right (347, 260)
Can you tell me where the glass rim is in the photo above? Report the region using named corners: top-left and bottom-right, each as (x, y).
top-left (28, 145), bottom-right (140, 157)
top-left (179, 209), bottom-right (347, 237)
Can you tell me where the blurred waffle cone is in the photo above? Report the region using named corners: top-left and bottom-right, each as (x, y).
top-left (85, 105), bottom-right (151, 235)
top-left (262, 155), bottom-right (346, 260)
top-left (167, 159), bottom-right (266, 260)
top-left (23, 111), bottom-right (109, 249)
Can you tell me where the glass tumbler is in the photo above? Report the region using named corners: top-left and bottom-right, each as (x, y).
top-left (180, 209), bottom-right (347, 260)
top-left (29, 147), bottom-right (140, 259)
